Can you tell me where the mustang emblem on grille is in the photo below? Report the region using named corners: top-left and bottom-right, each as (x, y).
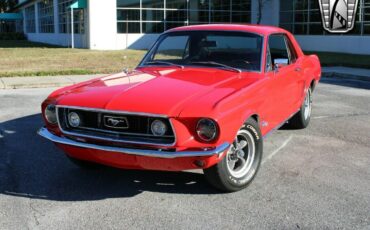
top-left (103, 116), bottom-right (129, 129)
top-left (318, 0), bottom-right (359, 33)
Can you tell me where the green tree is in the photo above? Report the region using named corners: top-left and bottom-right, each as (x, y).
top-left (0, 0), bottom-right (18, 13)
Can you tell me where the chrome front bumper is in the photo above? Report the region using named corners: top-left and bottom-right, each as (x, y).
top-left (38, 127), bottom-right (230, 159)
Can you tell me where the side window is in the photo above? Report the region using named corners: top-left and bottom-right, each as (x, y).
top-left (265, 45), bottom-right (273, 72)
top-left (268, 34), bottom-right (290, 68)
top-left (285, 37), bottom-right (298, 63)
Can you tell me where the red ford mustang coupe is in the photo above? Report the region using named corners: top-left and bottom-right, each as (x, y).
top-left (39, 24), bottom-right (321, 192)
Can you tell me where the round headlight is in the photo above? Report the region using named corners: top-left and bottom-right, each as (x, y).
top-left (44, 104), bottom-right (57, 124)
top-left (196, 118), bottom-right (218, 142)
top-left (151, 120), bottom-right (167, 136)
top-left (68, 112), bottom-right (81, 128)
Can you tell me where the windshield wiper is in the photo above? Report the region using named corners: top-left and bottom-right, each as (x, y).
top-left (189, 61), bottom-right (242, 73)
top-left (144, 61), bottom-right (184, 69)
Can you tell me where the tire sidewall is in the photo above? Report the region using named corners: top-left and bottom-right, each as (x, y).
top-left (219, 119), bottom-right (263, 190)
top-left (300, 88), bottom-right (312, 127)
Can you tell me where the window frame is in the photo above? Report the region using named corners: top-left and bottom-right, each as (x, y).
top-left (139, 30), bottom-right (265, 73)
top-left (266, 33), bottom-right (296, 72)
top-left (117, 0), bottom-right (252, 34)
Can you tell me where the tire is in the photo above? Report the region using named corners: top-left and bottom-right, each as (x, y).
top-left (288, 88), bottom-right (312, 129)
top-left (203, 118), bottom-right (263, 192)
top-left (67, 156), bottom-right (102, 170)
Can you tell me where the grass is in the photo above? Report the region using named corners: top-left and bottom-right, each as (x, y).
top-left (0, 40), bottom-right (146, 77)
top-left (0, 40), bottom-right (369, 77)
top-left (304, 51), bottom-right (370, 69)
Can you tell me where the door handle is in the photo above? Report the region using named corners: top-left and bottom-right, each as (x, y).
top-left (295, 67), bottom-right (302, 72)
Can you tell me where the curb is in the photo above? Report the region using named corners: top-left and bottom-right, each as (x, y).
top-left (322, 72), bottom-right (370, 82)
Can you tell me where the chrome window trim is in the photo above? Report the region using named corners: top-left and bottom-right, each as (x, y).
top-left (56, 105), bottom-right (177, 147)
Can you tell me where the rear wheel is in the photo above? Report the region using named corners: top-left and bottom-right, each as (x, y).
top-left (204, 118), bottom-right (263, 192)
top-left (288, 88), bottom-right (312, 129)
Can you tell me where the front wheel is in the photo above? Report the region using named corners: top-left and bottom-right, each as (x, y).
top-left (204, 118), bottom-right (263, 192)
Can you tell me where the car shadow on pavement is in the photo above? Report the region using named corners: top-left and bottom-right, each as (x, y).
top-left (0, 114), bottom-right (218, 201)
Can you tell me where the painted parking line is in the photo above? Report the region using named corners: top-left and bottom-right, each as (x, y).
top-left (262, 135), bottom-right (293, 165)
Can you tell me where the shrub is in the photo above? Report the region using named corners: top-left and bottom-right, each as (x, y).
top-left (0, 32), bottom-right (26, 40)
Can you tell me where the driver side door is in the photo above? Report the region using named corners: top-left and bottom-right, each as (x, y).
top-left (266, 34), bottom-right (301, 125)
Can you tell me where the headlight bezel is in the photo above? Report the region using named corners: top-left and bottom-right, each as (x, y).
top-left (196, 118), bottom-right (219, 142)
top-left (151, 119), bottom-right (168, 136)
top-left (68, 112), bottom-right (81, 128)
top-left (44, 104), bottom-right (58, 125)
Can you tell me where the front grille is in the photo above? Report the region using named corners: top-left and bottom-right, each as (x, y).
top-left (57, 107), bottom-right (176, 146)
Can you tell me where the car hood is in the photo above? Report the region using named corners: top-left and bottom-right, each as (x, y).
top-left (55, 67), bottom-right (260, 117)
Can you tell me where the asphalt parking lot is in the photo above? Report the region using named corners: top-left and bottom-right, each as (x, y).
top-left (0, 77), bottom-right (369, 229)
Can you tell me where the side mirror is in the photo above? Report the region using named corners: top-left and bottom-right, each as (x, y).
top-left (274, 58), bottom-right (289, 71)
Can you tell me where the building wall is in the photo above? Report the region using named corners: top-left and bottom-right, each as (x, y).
top-left (295, 35), bottom-right (370, 54)
top-left (17, 0), bottom-right (370, 55)
top-left (88, 0), bottom-right (117, 50)
top-left (20, 0), bottom-right (88, 48)
top-left (116, 33), bottom-right (159, 50)
top-left (27, 32), bottom-right (86, 47)
top-left (272, 0), bottom-right (370, 55)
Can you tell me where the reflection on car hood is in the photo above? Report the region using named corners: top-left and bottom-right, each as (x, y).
top-left (55, 67), bottom-right (261, 117)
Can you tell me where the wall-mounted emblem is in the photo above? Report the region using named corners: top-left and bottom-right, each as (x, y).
top-left (318, 0), bottom-right (359, 33)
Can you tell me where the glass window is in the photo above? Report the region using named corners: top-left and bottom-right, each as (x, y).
top-left (211, 11), bottom-right (230, 23)
top-left (364, 24), bottom-right (370, 34)
top-left (25, 5), bottom-right (36, 33)
top-left (232, 0), bottom-right (250, 12)
top-left (269, 35), bottom-right (289, 65)
top-left (117, 0), bottom-right (140, 8)
top-left (143, 22), bottom-right (164, 33)
top-left (142, 31), bottom-right (263, 72)
top-left (212, 0), bottom-right (231, 11)
top-left (166, 10), bottom-right (187, 22)
top-left (117, 22), bottom-right (141, 33)
top-left (58, 0), bottom-right (85, 34)
top-left (117, 9), bottom-right (140, 21)
top-left (142, 10), bottom-right (164, 21)
top-left (189, 0), bottom-right (209, 11)
top-left (154, 35), bottom-right (189, 60)
top-left (142, 0), bottom-right (164, 8)
top-left (232, 11), bottom-right (250, 23)
top-left (166, 0), bottom-right (187, 9)
top-left (38, 0), bottom-right (54, 33)
top-left (116, 0), bottom-right (251, 34)
top-left (166, 22), bottom-right (187, 30)
top-left (189, 10), bottom-right (209, 23)
top-left (285, 36), bottom-right (297, 63)
top-left (280, 0), bottom-right (369, 35)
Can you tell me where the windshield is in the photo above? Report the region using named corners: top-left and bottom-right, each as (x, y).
top-left (140, 31), bottom-right (263, 72)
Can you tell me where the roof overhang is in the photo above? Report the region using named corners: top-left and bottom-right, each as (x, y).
top-left (0, 13), bottom-right (23, 20)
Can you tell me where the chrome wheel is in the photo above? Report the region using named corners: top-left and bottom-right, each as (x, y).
top-left (303, 89), bottom-right (312, 120)
top-left (226, 130), bottom-right (255, 178)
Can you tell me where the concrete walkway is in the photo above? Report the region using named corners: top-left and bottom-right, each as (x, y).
top-left (0, 67), bottom-right (369, 89)
top-left (0, 74), bottom-right (105, 89)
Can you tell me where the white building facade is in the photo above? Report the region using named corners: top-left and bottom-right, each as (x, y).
top-left (14, 0), bottom-right (370, 54)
